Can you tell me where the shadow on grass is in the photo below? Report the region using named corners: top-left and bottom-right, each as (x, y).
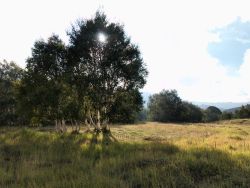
top-left (0, 128), bottom-right (250, 187)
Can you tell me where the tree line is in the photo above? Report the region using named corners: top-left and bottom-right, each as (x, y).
top-left (221, 105), bottom-right (250, 120)
top-left (0, 12), bottom-right (148, 132)
top-left (147, 89), bottom-right (250, 123)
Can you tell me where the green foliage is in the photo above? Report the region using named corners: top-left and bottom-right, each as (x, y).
top-left (108, 90), bottom-right (144, 124)
top-left (180, 101), bottom-right (203, 122)
top-left (204, 106), bottom-right (222, 122)
top-left (0, 60), bottom-right (24, 126)
top-left (148, 90), bottom-right (182, 122)
top-left (235, 105), bottom-right (250, 119)
top-left (15, 11), bottom-right (147, 127)
top-left (148, 90), bottom-right (203, 122)
top-left (221, 111), bottom-right (233, 120)
top-left (67, 11), bottom-right (147, 127)
top-left (18, 35), bottom-right (67, 126)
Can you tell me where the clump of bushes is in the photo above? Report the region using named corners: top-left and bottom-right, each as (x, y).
top-left (147, 90), bottom-right (203, 123)
top-left (147, 89), bottom-right (250, 123)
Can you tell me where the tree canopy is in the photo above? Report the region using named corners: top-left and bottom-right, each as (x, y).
top-left (203, 106), bottom-right (222, 122)
top-left (0, 60), bottom-right (24, 126)
top-left (235, 105), bottom-right (250, 119)
top-left (148, 90), bottom-right (203, 123)
top-left (66, 12), bottom-right (147, 130)
top-left (17, 12), bottom-right (148, 131)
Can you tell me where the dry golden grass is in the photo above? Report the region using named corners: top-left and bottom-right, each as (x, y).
top-left (111, 120), bottom-right (250, 155)
top-left (1, 119), bottom-right (250, 187)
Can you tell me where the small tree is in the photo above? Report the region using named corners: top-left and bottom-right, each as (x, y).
top-left (148, 90), bottom-right (203, 123)
top-left (235, 105), bottom-right (250, 119)
top-left (221, 111), bottom-right (233, 120)
top-left (203, 106), bottom-right (222, 122)
top-left (108, 89), bottom-right (144, 124)
top-left (0, 60), bottom-right (24, 126)
top-left (19, 35), bottom-right (68, 129)
top-left (148, 90), bottom-right (183, 122)
top-left (180, 101), bottom-right (203, 122)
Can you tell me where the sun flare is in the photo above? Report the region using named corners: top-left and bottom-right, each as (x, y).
top-left (98, 33), bottom-right (106, 43)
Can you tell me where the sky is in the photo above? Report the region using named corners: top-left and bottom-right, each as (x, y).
top-left (1, 0), bottom-right (250, 102)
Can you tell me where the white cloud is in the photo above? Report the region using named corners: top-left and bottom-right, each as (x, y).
top-left (240, 49), bottom-right (250, 78)
top-left (238, 49), bottom-right (250, 100)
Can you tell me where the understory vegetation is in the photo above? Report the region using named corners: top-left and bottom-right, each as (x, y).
top-left (1, 120), bottom-right (250, 187)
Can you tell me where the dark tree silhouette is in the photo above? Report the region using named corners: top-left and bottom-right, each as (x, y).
top-left (235, 105), bottom-right (250, 119)
top-left (18, 35), bottom-right (68, 128)
top-left (67, 12), bottom-right (148, 131)
top-left (148, 90), bottom-right (203, 123)
top-left (204, 106), bottom-right (222, 122)
top-left (148, 90), bottom-right (183, 122)
top-left (0, 60), bottom-right (24, 126)
top-left (17, 12), bottom-right (147, 131)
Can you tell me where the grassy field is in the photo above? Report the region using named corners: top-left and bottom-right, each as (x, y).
top-left (1, 120), bottom-right (250, 187)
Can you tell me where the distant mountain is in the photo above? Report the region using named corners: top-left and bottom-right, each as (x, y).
top-left (224, 107), bottom-right (241, 113)
top-left (192, 102), bottom-right (250, 111)
top-left (142, 92), bottom-right (249, 111)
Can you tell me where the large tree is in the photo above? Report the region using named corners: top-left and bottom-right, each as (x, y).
top-left (67, 12), bottom-right (148, 131)
top-left (18, 12), bottom-right (147, 131)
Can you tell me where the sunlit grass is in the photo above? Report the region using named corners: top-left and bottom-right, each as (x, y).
top-left (111, 120), bottom-right (250, 154)
top-left (1, 120), bottom-right (250, 187)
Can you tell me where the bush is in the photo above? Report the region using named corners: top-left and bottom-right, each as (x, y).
top-left (180, 102), bottom-right (203, 122)
top-left (235, 105), bottom-right (250, 119)
top-left (148, 90), bottom-right (203, 123)
top-left (221, 112), bottom-right (233, 120)
top-left (203, 106), bottom-right (222, 122)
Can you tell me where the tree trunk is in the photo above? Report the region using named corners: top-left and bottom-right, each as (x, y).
top-left (62, 119), bottom-right (66, 132)
top-left (102, 119), bottom-right (110, 134)
top-left (70, 119), bottom-right (74, 131)
top-left (56, 119), bottom-right (62, 132)
top-left (55, 119), bottom-right (58, 131)
top-left (74, 120), bottom-right (80, 132)
top-left (85, 119), bottom-right (91, 131)
top-left (97, 110), bottom-right (101, 130)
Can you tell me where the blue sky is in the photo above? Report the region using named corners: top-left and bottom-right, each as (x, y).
top-left (208, 18), bottom-right (250, 71)
top-left (0, 0), bottom-right (250, 102)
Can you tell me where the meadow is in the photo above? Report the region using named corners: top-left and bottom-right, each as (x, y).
top-left (1, 119), bottom-right (250, 187)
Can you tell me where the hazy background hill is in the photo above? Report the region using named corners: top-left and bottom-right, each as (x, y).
top-left (192, 102), bottom-right (250, 111)
top-left (223, 106), bottom-right (241, 113)
top-left (142, 92), bottom-right (249, 111)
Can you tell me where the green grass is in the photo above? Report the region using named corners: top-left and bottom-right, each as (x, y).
top-left (1, 120), bottom-right (250, 187)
